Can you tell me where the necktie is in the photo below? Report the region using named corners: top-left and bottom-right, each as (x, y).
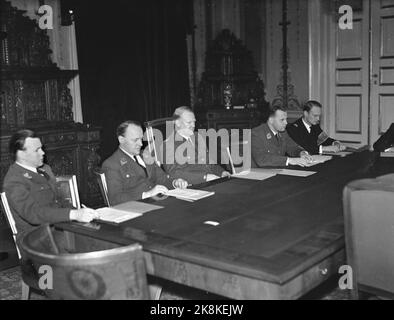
top-left (133, 155), bottom-right (147, 176)
top-left (275, 133), bottom-right (280, 145)
top-left (37, 167), bottom-right (50, 181)
top-left (135, 155), bottom-right (146, 168)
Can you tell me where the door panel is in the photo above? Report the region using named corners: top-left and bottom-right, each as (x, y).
top-left (331, 0), bottom-right (370, 146)
top-left (370, 0), bottom-right (394, 145)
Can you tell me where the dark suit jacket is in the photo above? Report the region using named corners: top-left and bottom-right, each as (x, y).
top-left (2, 163), bottom-right (70, 241)
top-left (160, 132), bottom-right (224, 185)
top-left (251, 123), bottom-right (305, 167)
top-left (101, 148), bottom-right (172, 205)
top-left (286, 117), bottom-right (335, 154)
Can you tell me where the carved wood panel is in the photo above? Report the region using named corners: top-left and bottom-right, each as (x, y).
top-left (0, 0), bottom-right (103, 232)
top-left (0, 0), bottom-right (53, 68)
top-left (196, 29), bottom-right (267, 112)
top-left (46, 147), bottom-right (79, 177)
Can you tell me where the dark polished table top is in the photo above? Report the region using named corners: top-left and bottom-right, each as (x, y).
top-left (58, 151), bottom-right (379, 285)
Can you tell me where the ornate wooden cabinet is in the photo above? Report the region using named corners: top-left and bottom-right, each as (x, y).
top-left (196, 108), bottom-right (261, 131)
top-left (195, 29), bottom-right (268, 119)
top-left (0, 0), bottom-right (103, 233)
top-left (195, 29), bottom-right (268, 131)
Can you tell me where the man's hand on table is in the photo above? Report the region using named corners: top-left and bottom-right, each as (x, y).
top-left (221, 171), bottom-right (231, 178)
top-left (142, 185), bottom-right (169, 199)
top-left (288, 157), bottom-right (309, 167)
top-left (172, 178), bottom-right (188, 189)
top-left (70, 207), bottom-right (100, 223)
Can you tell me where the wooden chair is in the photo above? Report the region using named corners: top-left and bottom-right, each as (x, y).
top-left (19, 224), bottom-right (150, 299)
top-left (94, 171), bottom-right (111, 207)
top-left (55, 175), bottom-right (81, 209)
top-left (0, 192), bottom-right (33, 300)
top-left (145, 117), bottom-right (176, 167)
top-left (343, 173), bottom-right (394, 299)
top-left (223, 139), bottom-right (251, 174)
top-left (92, 171), bottom-right (162, 299)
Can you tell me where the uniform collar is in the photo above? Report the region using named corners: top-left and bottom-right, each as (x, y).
top-left (119, 147), bottom-right (137, 160)
top-left (119, 147), bottom-right (146, 167)
top-left (267, 123), bottom-right (279, 136)
top-left (15, 162), bottom-right (37, 173)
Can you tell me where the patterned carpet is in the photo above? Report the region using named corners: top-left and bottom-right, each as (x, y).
top-left (0, 265), bottom-right (367, 300)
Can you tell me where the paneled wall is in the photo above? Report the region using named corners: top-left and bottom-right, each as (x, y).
top-left (370, 0), bottom-right (394, 145)
top-left (329, 1), bottom-right (370, 145)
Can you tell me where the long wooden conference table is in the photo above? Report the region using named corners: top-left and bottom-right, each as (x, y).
top-left (57, 151), bottom-right (377, 299)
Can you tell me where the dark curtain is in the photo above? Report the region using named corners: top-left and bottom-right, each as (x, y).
top-left (73, 0), bottom-right (192, 161)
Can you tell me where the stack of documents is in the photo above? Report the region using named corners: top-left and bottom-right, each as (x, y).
top-left (115, 201), bottom-right (163, 214)
top-left (233, 169), bottom-right (277, 181)
top-left (96, 207), bottom-right (142, 223)
top-left (96, 201), bottom-right (163, 223)
top-left (277, 169), bottom-right (316, 177)
top-left (381, 147), bottom-right (394, 158)
top-left (166, 188), bottom-right (215, 201)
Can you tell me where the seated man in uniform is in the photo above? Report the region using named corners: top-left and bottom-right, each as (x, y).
top-left (102, 120), bottom-right (188, 205)
top-left (161, 106), bottom-right (230, 185)
top-left (3, 129), bottom-right (98, 243)
top-left (286, 100), bottom-right (345, 154)
top-left (251, 106), bottom-right (312, 167)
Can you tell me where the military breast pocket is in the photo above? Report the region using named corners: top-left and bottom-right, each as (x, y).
top-left (122, 172), bottom-right (137, 186)
top-left (36, 184), bottom-right (51, 192)
top-left (33, 184), bottom-right (55, 203)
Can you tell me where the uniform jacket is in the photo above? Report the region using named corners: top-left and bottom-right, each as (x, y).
top-left (251, 123), bottom-right (304, 167)
top-left (2, 163), bottom-right (70, 241)
top-left (286, 117), bottom-right (335, 154)
top-left (101, 148), bottom-right (172, 205)
top-left (160, 132), bottom-right (224, 185)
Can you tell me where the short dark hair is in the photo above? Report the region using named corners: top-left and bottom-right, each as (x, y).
top-left (116, 120), bottom-right (142, 137)
top-left (303, 100), bottom-right (322, 112)
top-left (268, 105), bottom-right (285, 118)
top-left (9, 129), bottom-right (37, 160)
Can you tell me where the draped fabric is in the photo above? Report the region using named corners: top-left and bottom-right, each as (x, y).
top-left (74, 0), bottom-right (192, 160)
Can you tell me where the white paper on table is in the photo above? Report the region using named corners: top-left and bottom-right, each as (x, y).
top-left (312, 155), bottom-right (332, 162)
top-left (303, 155), bottom-right (333, 167)
top-left (96, 207), bottom-right (142, 223)
top-left (322, 151), bottom-right (353, 157)
top-left (233, 169), bottom-right (277, 181)
top-left (205, 174), bottom-right (221, 182)
top-left (277, 169), bottom-right (316, 177)
top-left (166, 188), bottom-right (215, 201)
top-left (115, 200), bottom-right (163, 214)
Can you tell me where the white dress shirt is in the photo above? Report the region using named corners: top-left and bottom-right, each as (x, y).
top-left (302, 118), bottom-right (323, 154)
top-left (302, 118), bottom-right (312, 133)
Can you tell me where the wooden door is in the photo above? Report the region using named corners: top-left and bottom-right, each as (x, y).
top-left (330, 0), bottom-right (370, 147)
top-left (370, 0), bottom-right (394, 146)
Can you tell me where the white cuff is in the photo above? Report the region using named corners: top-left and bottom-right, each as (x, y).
top-left (319, 145), bottom-right (323, 154)
top-left (286, 158), bottom-right (289, 166)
